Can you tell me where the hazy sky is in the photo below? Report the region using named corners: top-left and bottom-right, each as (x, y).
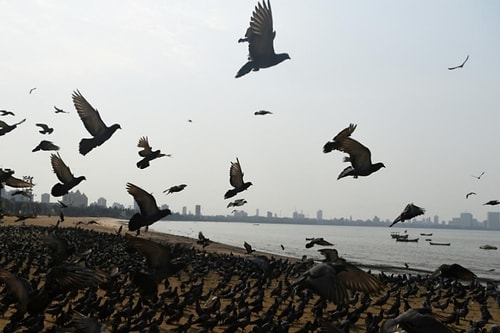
top-left (1, 1), bottom-right (499, 222)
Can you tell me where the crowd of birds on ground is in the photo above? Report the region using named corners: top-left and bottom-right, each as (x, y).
top-left (1, 0), bottom-right (499, 331)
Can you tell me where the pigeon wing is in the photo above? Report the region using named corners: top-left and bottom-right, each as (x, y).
top-left (247, 0), bottom-right (276, 59)
top-left (126, 183), bottom-right (160, 216)
top-left (72, 90), bottom-right (107, 136)
top-left (339, 138), bottom-right (373, 171)
top-left (51, 153), bottom-right (75, 184)
top-left (137, 136), bottom-right (153, 156)
top-left (5, 175), bottom-right (34, 188)
top-left (337, 263), bottom-right (384, 294)
top-left (126, 235), bottom-right (172, 270)
top-left (229, 158), bottom-right (245, 188)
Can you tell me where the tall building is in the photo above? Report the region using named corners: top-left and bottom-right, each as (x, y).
top-left (97, 197), bottom-right (107, 207)
top-left (195, 205), bottom-right (201, 217)
top-left (41, 193), bottom-right (50, 204)
top-left (182, 206), bottom-right (187, 215)
top-left (487, 212), bottom-right (500, 230)
top-left (62, 190), bottom-right (88, 207)
top-left (316, 210), bottom-right (323, 220)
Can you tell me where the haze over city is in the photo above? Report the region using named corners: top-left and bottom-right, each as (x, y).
top-left (1, 1), bottom-right (500, 222)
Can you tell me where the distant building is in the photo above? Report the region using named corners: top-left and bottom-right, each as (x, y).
top-left (233, 210), bottom-right (248, 218)
top-left (111, 202), bottom-right (124, 209)
top-left (62, 190), bottom-right (88, 207)
top-left (449, 212), bottom-right (476, 228)
top-left (182, 206), bottom-right (187, 215)
top-left (195, 205), bottom-right (201, 217)
top-left (41, 193), bottom-right (50, 204)
top-left (96, 197), bottom-right (107, 208)
top-left (256, 209), bottom-right (259, 217)
top-left (486, 212), bottom-right (500, 230)
top-left (316, 210), bottom-right (323, 220)
top-left (293, 211), bottom-right (305, 219)
top-left (267, 211), bottom-right (273, 218)
top-left (433, 215), bottom-right (439, 224)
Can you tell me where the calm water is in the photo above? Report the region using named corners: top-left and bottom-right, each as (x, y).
top-left (149, 221), bottom-right (499, 281)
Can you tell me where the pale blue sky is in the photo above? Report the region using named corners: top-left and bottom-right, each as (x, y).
top-left (1, 1), bottom-right (499, 221)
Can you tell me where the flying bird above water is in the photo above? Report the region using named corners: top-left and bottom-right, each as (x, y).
top-left (305, 237), bottom-right (333, 248)
top-left (323, 123), bottom-right (385, 180)
top-left (227, 198), bottom-right (247, 208)
top-left (254, 110), bottom-right (273, 115)
top-left (50, 153), bottom-right (86, 197)
top-left (32, 140), bottom-right (59, 152)
top-left (244, 241), bottom-right (256, 254)
top-left (0, 110), bottom-right (14, 116)
top-left (224, 158), bottom-right (253, 199)
top-left (72, 90), bottom-right (121, 156)
top-left (126, 182), bottom-right (171, 231)
top-left (137, 136), bottom-right (169, 169)
top-left (236, 0), bottom-right (290, 78)
top-left (483, 200), bottom-right (500, 206)
top-left (0, 118), bottom-right (26, 136)
top-left (390, 203), bottom-right (425, 227)
top-left (163, 184), bottom-right (187, 194)
top-left (35, 123), bottom-right (54, 134)
top-left (448, 54), bottom-right (469, 70)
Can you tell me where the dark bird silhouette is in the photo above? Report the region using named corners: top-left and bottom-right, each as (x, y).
top-left (50, 153), bottom-right (86, 197)
top-left (448, 54), bottom-right (469, 70)
top-left (254, 110), bottom-right (273, 115)
top-left (32, 140), bottom-right (59, 152)
top-left (58, 200), bottom-right (68, 208)
top-left (54, 106), bottom-right (69, 114)
top-left (465, 192), bottom-right (476, 199)
top-left (305, 237), bottom-right (333, 248)
top-left (72, 90), bottom-right (121, 155)
top-left (0, 118), bottom-right (26, 136)
top-left (431, 263), bottom-right (476, 281)
top-left (323, 123), bottom-right (385, 180)
top-left (35, 123), bottom-right (54, 134)
top-left (390, 203), bottom-right (425, 227)
top-left (197, 231), bottom-right (211, 247)
top-left (29, 87), bottom-right (37, 94)
top-left (163, 184), bottom-right (187, 195)
top-left (472, 171), bottom-right (485, 179)
top-left (0, 110), bottom-right (15, 116)
top-left (227, 198), bottom-right (247, 208)
top-left (236, 0), bottom-right (290, 78)
top-left (126, 182), bottom-right (171, 231)
top-left (0, 169), bottom-right (34, 188)
top-left (11, 190), bottom-right (32, 199)
top-left (136, 136), bottom-right (169, 169)
top-left (70, 311), bottom-right (102, 333)
top-left (381, 308), bottom-right (457, 333)
top-left (483, 200), bottom-right (500, 206)
top-left (224, 158), bottom-right (253, 199)
top-left (244, 241), bottom-right (255, 254)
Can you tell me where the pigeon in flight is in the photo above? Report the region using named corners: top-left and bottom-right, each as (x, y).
top-left (448, 54), bottom-right (469, 70)
top-left (35, 123), bottom-right (54, 134)
top-left (72, 90), bottom-right (121, 155)
top-left (254, 110), bottom-right (273, 115)
top-left (224, 158), bottom-right (253, 199)
top-left (126, 182), bottom-right (171, 231)
top-left (472, 171), bottom-right (485, 179)
top-left (227, 198), bottom-right (247, 208)
top-left (323, 123), bottom-right (385, 180)
top-left (305, 237), bottom-right (333, 248)
top-left (50, 153), bottom-right (86, 197)
top-left (431, 263), bottom-right (476, 281)
top-left (236, 0), bottom-right (290, 78)
top-left (0, 118), bottom-right (26, 136)
top-left (29, 87), bottom-right (37, 94)
top-left (163, 184), bottom-right (187, 195)
top-left (32, 140), bottom-right (59, 152)
top-left (54, 106), bottom-right (69, 114)
top-left (382, 308), bottom-right (459, 333)
top-left (465, 192), bottom-right (476, 199)
top-left (244, 241), bottom-right (255, 254)
top-left (136, 136), bottom-right (169, 169)
top-left (390, 203), bottom-right (425, 227)
top-left (0, 169), bottom-right (34, 188)
top-left (0, 110), bottom-right (14, 116)
top-left (484, 200), bottom-right (500, 206)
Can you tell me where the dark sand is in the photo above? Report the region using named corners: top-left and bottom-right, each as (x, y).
top-left (0, 215), bottom-right (498, 332)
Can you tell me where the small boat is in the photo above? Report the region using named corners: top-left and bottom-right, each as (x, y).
top-left (396, 237), bottom-right (419, 242)
top-left (420, 233), bottom-right (433, 236)
top-left (425, 238), bottom-right (432, 241)
top-left (391, 232), bottom-right (407, 239)
top-left (429, 242), bottom-right (450, 246)
top-left (480, 244), bottom-right (498, 250)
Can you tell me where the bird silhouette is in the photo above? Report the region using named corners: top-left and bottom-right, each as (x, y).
top-left (323, 123), bottom-right (385, 180)
top-left (227, 198), bottom-right (247, 208)
top-left (448, 54), bottom-right (469, 70)
top-left (32, 140), bottom-right (59, 152)
top-left (472, 171), bottom-right (485, 179)
top-left (50, 153), bottom-right (86, 197)
top-left (126, 182), bottom-right (171, 231)
top-left (465, 192), bottom-right (476, 199)
top-left (483, 200), bottom-right (500, 206)
top-left (136, 136), bottom-right (169, 169)
top-left (390, 203), bottom-right (425, 227)
top-left (29, 87), bottom-right (37, 94)
top-left (54, 106), bottom-right (69, 114)
top-left (35, 123), bottom-right (54, 134)
top-left (254, 110), bottom-right (273, 115)
top-left (305, 237), bottom-right (333, 248)
top-left (224, 158), bottom-right (253, 199)
top-left (72, 90), bottom-right (121, 155)
top-left (236, 0), bottom-right (290, 78)
top-left (0, 169), bottom-right (34, 188)
top-left (0, 110), bottom-right (15, 116)
top-left (197, 231), bottom-right (211, 247)
top-left (163, 184), bottom-right (187, 194)
top-left (381, 308), bottom-right (457, 333)
top-left (244, 241), bottom-right (255, 254)
top-left (0, 118), bottom-right (26, 136)
top-left (431, 263), bottom-right (476, 281)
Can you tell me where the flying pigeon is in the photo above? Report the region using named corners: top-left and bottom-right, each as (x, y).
top-left (236, 0), bottom-right (290, 78)
top-left (390, 203), bottom-right (425, 227)
top-left (72, 90), bottom-right (121, 155)
top-left (126, 182), bottom-right (171, 231)
top-left (163, 184), bottom-right (187, 195)
top-left (227, 198), bottom-right (247, 208)
top-left (224, 158), bottom-right (253, 199)
top-left (35, 123), bottom-right (54, 134)
top-left (50, 153), bottom-right (86, 197)
top-left (254, 110), bottom-right (273, 115)
top-left (54, 106), bottom-right (69, 114)
top-left (32, 140), bottom-right (59, 152)
top-left (0, 110), bottom-right (14, 116)
top-left (136, 136), bottom-right (169, 169)
top-left (323, 123), bottom-right (385, 180)
top-left (0, 118), bottom-right (26, 136)
top-left (448, 54), bottom-right (469, 70)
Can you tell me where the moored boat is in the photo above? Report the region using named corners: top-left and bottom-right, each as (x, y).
top-left (479, 244), bottom-right (498, 250)
top-left (420, 233), bottom-right (433, 236)
top-left (429, 242), bottom-right (450, 246)
top-left (396, 237), bottom-right (419, 242)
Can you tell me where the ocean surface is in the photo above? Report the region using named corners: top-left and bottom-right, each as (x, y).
top-left (149, 221), bottom-right (499, 281)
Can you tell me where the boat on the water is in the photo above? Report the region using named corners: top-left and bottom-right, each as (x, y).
top-left (420, 233), bottom-right (433, 236)
top-left (429, 242), bottom-right (450, 246)
top-left (480, 244), bottom-right (498, 250)
top-left (390, 232), bottom-right (407, 239)
top-left (396, 237), bottom-right (419, 242)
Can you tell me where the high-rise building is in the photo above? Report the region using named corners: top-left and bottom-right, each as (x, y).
top-left (487, 212), bottom-right (500, 230)
top-left (316, 210), bottom-right (323, 220)
top-left (182, 206), bottom-right (187, 215)
top-left (97, 197), bottom-right (107, 207)
top-left (195, 205), bottom-right (201, 217)
top-left (62, 190), bottom-right (88, 207)
top-left (41, 193), bottom-right (50, 204)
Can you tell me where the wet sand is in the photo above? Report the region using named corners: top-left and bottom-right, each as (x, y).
top-left (0, 215), bottom-right (498, 332)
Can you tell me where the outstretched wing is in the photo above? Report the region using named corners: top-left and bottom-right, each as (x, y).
top-left (51, 153), bottom-right (75, 183)
top-left (72, 90), bottom-right (107, 136)
top-left (246, 0), bottom-right (276, 58)
top-left (229, 158), bottom-right (245, 188)
top-left (126, 182), bottom-right (159, 216)
top-left (137, 136), bottom-right (153, 156)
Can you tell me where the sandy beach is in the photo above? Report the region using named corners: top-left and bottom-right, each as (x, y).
top-left (0, 215), bottom-right (498, 332)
